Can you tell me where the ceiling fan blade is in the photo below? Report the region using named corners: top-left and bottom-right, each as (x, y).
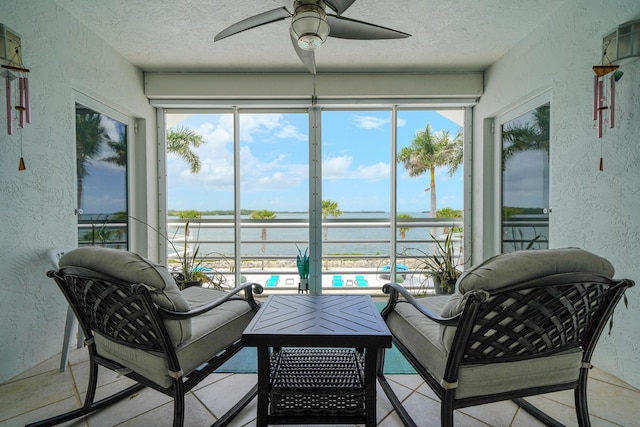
top-left (324, 0), bottom-right (357, 15)
top-left (327, 15), bottom-right (411, 40)
top-left (214, 7), bottom-right (292, 42)
top-left (289, 27), bottom-right (316, 74)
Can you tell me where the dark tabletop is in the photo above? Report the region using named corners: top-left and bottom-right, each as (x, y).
top-left (243, 294), bottom-right (392, 348)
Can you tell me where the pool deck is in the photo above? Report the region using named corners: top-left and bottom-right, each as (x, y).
top-left (233, 268), bottom-right (427, 295)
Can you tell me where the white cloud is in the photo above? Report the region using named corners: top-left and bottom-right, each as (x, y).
top-left (322, 156), bottom-right (390, 182)
top-left (276, 124), bottom-right (306, 140)
top-left (167, 113), bottom-right (312, 199)
top-left (355, 162), bottom-right (390, 181)
top-left (323, 155), bottom-right (352, 179)
top-left (353, 115), bottom-right (389, 130)
top-left (100, 116), bottom-right (121, 142)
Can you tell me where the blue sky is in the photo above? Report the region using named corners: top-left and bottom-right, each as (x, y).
top-left (167, 109), bottom-right (465, 214)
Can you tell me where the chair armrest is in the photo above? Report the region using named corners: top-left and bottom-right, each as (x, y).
top-left (155, 282), bottom-right (263, 320)
top-left (382, 282), bottom-right (460, 326)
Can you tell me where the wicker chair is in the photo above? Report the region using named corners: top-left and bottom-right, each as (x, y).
top-left (27, 246), bottom-right (263, 427)
top-left (377, 248), bottom-right (634, 427)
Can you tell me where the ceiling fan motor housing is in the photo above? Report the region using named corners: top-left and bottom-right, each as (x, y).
top-left (291, 0), bottom-right (330, 50)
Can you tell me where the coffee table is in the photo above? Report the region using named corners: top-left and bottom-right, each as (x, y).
top-left (242, 294), bottom-right (392, 426)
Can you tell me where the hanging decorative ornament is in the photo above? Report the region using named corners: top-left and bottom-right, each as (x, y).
top-left (1, 28), bottom-right (31, 171)
top-left (4, 70), bottom-right (13, 134)
top-left (592, 33), bottom-right (627, 171)
top-left (2, 63), bottom-right (30, 135)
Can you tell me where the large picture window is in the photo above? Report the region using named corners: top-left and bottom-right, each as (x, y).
top-left (163, 105), bottom-right (466, 294)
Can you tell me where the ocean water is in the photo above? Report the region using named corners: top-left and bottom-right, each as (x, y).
top-left (168, 212), bottom-right (455, 258)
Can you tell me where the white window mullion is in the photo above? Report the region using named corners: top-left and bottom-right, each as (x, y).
top-left (309, 107), bottom-right (323, 295)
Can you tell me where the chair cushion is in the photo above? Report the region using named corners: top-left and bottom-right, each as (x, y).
top-left (59, 246), bottom-right (191, 345)
top-left (386, 296), bottom-right (583, 399)
top-left (440, 248), bottom-right (615, 321)
top-left (457, 247), bottom-right (614, 293)
top-left (93, 286), bottom-right (256, 388)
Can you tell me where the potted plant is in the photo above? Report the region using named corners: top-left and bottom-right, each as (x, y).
top-left (296, 246), bottom-right (309, 293)
top-left (423, 228), bottom-right (463, 294)
top-left (168, 219), bottom-right (211, 290)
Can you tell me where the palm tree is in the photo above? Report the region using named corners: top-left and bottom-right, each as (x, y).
top-left (250, 209), bottom-right (276, 270)
top-left (502, 104), bottom-right (549, 170)
top-left (397, 213), bottom-right (413, 253)
top-left (166, 126), bottom-right (205, 173)
top-left (397, 124), bottom-right (463, 218)
top-left (76, 112), bottom-right (109, 208)
top-left (321, 200), bottom-right (342, 241)
top-left (102, 135), bottom-right (127, 167)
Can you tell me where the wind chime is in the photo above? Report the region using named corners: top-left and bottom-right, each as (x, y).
top-left (592, 55), bottom-right (623, 171)
top-left (1, 32), bottom-right (30, 170)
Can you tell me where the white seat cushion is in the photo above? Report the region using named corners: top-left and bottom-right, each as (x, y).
top-left (441, 247), bottom-right (615, 322)
top-left (386, 295), bottom-right (583, 399)
top-left (94, 286), bottom-right (255, 388)
top-left (457, 247), bottom-right (614, 293)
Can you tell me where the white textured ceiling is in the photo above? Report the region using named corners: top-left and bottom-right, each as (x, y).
top-left (54, 0), bottom-right (564, 74)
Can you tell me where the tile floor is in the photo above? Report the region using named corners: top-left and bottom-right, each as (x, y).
top-left (1, 346), bottom-right (638, 427)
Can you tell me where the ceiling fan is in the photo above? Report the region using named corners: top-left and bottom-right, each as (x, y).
top-left (214, 0), bottom-right (411, 74)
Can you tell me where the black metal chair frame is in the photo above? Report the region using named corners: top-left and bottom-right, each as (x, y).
top-left (27, 266), bottom-right (263, 427)
top-left (377, 272), bottom-right (634, 427)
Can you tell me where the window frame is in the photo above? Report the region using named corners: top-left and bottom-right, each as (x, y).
top-left (156, 100), bottom-right (473, 293)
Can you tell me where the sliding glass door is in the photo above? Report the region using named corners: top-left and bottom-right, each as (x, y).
top-left (500, 101), bottom-right (550, 253)
top-left (163, 105), bottom-right (466, 294)
top-left (75, 102), bottom-right (129, 249)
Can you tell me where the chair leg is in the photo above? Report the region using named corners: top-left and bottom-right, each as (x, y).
top-left (440, 390), bottom-right (454, 427)
top-left (59, 307), bottom-right (76, 371)
top-left (173, 378), bottom-right (185, 427)
top-left (575, 369), bottom-right (591, 427)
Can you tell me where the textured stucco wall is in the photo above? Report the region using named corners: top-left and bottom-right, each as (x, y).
top-left (0, 2), bottom-right (154, 382)
top-left (473, 0), bottom-right (640, 386)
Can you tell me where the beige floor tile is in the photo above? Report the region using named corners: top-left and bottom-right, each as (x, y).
top-left (116, 392), bottom-right (215, 427)
top-left (8, 395), bottom-right (89, 427)
top-left (191, 371), bottom-right (235, 392)
top-left (581, 378), bottom-right (640, 426)
top-left (71, 361), bottom-right (136, 396)
top-left (0, 368), bottom-right (78, 422)
top-left (2, 353), bottom-right (639, 427)
top-left (414, 381), bottom-right (440, 401)
top-left (194, 372), bottom-right (257, 422)
top-left (457, 400), bottom-right (520, 427)
top-left (385, 374), bottom-right (424, 391)
top-left (75, 381), bottom-right (173, 427)
top-left (588, 366), bottom-right (636, 389)
top-left (388, 390), bottom-right (492, 427)
top-left (375, 381), bottom-right (402, 423)
top-left (8, 353), bottom-right (64, 381)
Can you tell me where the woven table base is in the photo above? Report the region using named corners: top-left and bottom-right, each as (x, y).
top-left (269, 348), bottom-right (366, 417)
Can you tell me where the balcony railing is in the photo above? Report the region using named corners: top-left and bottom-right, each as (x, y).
top-left (502, 214), bottom-right (549, 252)
top-left (78, 216), bottom-right (466, 294)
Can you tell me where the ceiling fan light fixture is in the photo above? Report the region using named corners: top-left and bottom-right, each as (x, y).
top-left (291, 2), bottom-right (330, 51)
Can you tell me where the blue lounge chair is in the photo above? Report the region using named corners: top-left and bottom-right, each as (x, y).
top-left (265, 275), bottom-right (280, 287)
top-left (378, 264), bottom-right (409, 279)
top-left (356, 275), bottom-right (368, 286)
top-left (332, 275), bottom-right (344, 287)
